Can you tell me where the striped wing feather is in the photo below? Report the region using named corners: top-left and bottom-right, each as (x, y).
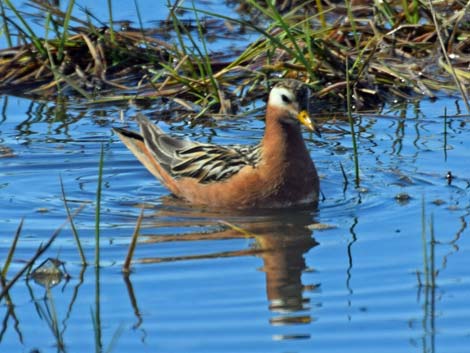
top-left (172, 143), bottom-right (261, 183)
top-left (136, 113), bottom-right (261, 184)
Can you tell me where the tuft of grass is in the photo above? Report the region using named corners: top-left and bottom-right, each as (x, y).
top-left (1, 0), bottom-right (470, 114)
top-left (249, 0), bottom-right (316, 80)
top-left (160, 0), bottom-right (229, 116)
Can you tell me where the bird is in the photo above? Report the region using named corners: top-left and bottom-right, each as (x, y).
top-left (113, 79), bottom-right (320, 209)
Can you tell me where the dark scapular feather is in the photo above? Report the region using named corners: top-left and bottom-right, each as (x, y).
top-left (135, 114), bottom-right (262, 184)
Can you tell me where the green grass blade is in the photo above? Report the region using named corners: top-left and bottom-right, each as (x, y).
top-left (166, 0), bottom-right (187, 57)
top-left (427, 0), bottom-right (470, 114)
top-left (186, 6), bottom-right (311, 75)
top-left (315, 0), bottom-right (326, 28)
top-left (0, 1), bottom-right (13, 47)
top-left (134, 0), bottom-right (148, 50)
top-left (251, 0), bottom-right (315, 79)
top-left (60, 176), bottom-right (87, 265)
top-left (95, 145), bottom-right (105, 268)
top-left (93, 145), bottom-right (104, 352)
top-left (374, 0), bottom-right (395, 26)
top-left (122, 208), bottom-right (144, 273)
top-left (4, 0), bottom-right (47, 56)
top-left (421, 197), bottom-right (429, 286)
top-left (57, 0), bottom-right (76, 62)
top-left (107, 0), bottom-right (115, 43)
top-left (345, 0), bottom-right (359, 48)
top-left (346, 58), bottom-right (360, 187)
top-left (91, 306), bottom-right (102, 353)
top-left (2, 218), bottom-right (24, 278)
top-left (443, 107), bottom-right (448, 161)
top-left (44, 9), bottom-right (92, 99)
top-left (402, 0), bottom-right (419, 24)
top-left (191, 1), bottom-right (219, 99)
top-left (429, 213), bottom-right (435, 287)
top-left (105, 324), bottom-right (124, 353)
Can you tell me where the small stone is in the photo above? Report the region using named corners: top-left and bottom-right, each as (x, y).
top-left (395, 192), bottom-right (411, 203)
top-left (446, 171), bottom-right (453, 185)
top-left (432, 199), bottom-right (445, 206)
top-left (31, 258), bottom-right (68, 288)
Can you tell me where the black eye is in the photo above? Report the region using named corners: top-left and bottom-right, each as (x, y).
top-left (281, 94), bottom-right (291, 104)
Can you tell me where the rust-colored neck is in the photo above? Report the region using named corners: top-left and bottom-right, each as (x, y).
top-left (261, 105), bottom-right (307, 166)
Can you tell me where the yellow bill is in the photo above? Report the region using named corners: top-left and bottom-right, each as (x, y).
top-left (297, 110), bottom-right (321, 137)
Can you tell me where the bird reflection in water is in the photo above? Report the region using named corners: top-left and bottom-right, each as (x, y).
top-left (124, 199), bottom-right (320, 339)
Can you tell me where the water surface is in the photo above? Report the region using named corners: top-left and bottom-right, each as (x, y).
top-left (1, 1), bottom-right (470, 353)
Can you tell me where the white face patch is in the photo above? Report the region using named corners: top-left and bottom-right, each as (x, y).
top-left (269, 86), bottom-right (296, 109)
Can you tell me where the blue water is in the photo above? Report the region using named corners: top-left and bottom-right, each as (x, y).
top-left (1, 2), bottom-right (470, 353)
